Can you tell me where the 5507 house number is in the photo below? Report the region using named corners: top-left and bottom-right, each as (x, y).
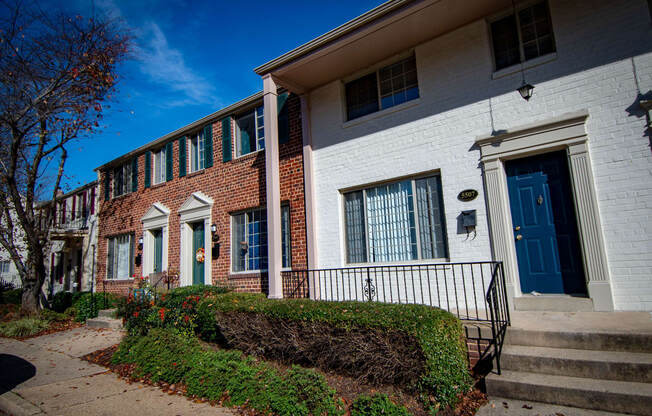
top-left (457, 189), bottom-right (478, 202)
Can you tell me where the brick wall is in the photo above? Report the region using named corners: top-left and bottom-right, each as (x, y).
top-left (96, 94), bottom-right (306, 296)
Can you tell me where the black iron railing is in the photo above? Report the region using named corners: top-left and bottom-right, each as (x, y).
top-left (55, 209), bottom-right (91, 231)
top-left (281, 261), bottom-right (510, 373)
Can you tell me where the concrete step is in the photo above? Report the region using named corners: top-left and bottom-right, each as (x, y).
top-left (514, 295), bottom-right (594, 312)
top-left (486, 370), bottom-right (652, 416)
top-left (506, 328), bottom-right (652, 353)
top-left (97, 309), bottom-right (117, 319)
top-left (501, 345), bottom-right (652, 383)
top-left (478, 397), bottom-right (632, 416)
top-left (86, 317), bottom-right (123, 329)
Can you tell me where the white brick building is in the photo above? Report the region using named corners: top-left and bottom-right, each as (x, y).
top-left (256, 0), bottom-right (652, 311)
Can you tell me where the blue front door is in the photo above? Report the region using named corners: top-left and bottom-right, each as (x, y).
top-left (506, 151), bottom-right (586, 295)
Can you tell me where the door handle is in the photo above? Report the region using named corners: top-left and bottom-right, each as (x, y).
top-left (516, 234), bottom-right (523, 240)
top-left (514, 226), bottom-right (521, 231)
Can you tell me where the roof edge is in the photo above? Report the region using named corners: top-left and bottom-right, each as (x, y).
top-left (254, 0), bottom-right (415, 75)
top-left (94, 91), bottom-right (263, 172)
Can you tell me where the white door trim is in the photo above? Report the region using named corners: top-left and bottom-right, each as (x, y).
top-left (475, 110), bottom-right (614, 311)
top-left (141, 202), bottom-right (170, 278)
top-left (178, 192), bottom-right (213, 286)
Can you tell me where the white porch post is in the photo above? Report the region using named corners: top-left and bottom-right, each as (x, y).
top-left (300, 94), bottom-right (320, 299)
top-left (263, 74), bottom-right (283, 299)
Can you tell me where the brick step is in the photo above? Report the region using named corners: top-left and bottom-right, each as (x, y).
top-left (501, 345), bottom-right (652, 383)
top-left (506, 328), bottom-right (652, 353)
top-left (486, 370), bottom-right (652, 415)
top-left (97, 309), bottom-right (117, 319)
top-left (86, 317), bottom-right (123, 329)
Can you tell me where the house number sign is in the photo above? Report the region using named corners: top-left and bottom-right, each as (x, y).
top-left (457, 189), bottom-right (478, 202)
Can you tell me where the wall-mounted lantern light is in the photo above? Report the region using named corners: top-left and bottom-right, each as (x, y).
top-left (138, 237), bottom-right (143, 250)
top-left (517, 82), bottom-right (535, 101)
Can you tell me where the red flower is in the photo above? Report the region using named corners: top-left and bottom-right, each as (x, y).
top-left (158, 308), bottom-right (166, 321)
top-left (132, 312), bottom-right (139, 318)
top-left (172, 362), bottom-right (177, 366)
top-left (183, 315), bottom-right (190, 323)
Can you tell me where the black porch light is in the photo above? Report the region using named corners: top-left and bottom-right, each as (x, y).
top-left (517, 82), bottom-right (534, 101)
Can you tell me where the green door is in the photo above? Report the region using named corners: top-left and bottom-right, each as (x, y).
top-left (192, 222), bottom-right (205, 285)
top-left (153, 229), bottom-right (163, 273)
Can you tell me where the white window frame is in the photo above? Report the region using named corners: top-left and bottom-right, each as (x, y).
top-left (189, 132), bottom-right (205, 173)
top-left (153, 147), bottom-right (166, 185)
top-left (235, 105), bottom-right (265, 157)
top-left (106, 234), bottom-right (134, 280)
top-left (342, 174), bottom-right (448, 265)
top-left (344, 54), bottom-right (419, 121)
top-left (488, 0), bottom-right (556, 72)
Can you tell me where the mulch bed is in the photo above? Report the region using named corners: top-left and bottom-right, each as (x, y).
top-left (82, 343), bottom-right (487, 416)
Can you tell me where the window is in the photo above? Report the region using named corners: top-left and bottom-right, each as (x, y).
top-left (490, 1), bottom-right (555, 71)
top-left (235, 106), bottom-right (265, 157)
top-left (153, 147), bottom-right (166, 185)
top-left (106, 234), bottom-right (133, 279)
top-left (0, 260), bottom-right (10, 275)
top-left (343, 175), bottom-right (447, 263)
top-left (113, 162), bottom-right (132, 198)
top-left (345, 55), bottom-right (419, 121)
top-left (189, 132), bottom-right (205, 173)
top-left (231, 206), bottom-right (290, 272)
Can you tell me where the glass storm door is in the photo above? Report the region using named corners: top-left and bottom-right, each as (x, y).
top-left (192, 222), bottom-right (205, 285)
top-left (153, 229), bottom-right (163, 273)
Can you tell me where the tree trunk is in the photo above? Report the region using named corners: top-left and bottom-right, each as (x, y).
top-left (21, 284), bottom-right (40, 315)
top-left (20, 245), bottom-right (47, 315)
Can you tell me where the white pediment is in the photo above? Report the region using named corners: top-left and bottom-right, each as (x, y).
top-left (179, 192), bottom-right (214, 213)
top-left (141, 202), bottom-right (170, 222)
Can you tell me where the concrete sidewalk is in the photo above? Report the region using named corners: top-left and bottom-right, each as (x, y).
top-left (0, 328), bottom-right (233, 415)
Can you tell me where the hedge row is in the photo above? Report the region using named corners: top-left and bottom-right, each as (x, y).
top-left (112, 328), bottom-right (410, 416)
top-left (120, 286), bottom-right (472, 412)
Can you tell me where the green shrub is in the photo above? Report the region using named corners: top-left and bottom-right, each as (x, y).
top-left (0, 317), bottom-right (49, 337)
top-left (199, 293), bottom-right (471, 410)
top-left (157, 285), bottom-right (229, 310)
top-left (72, 292), bottom-right (122, 322)
top-left (1, 288), bottom-right (22, 305)
top-left (114, 328), bottom-right (343, 416)
top-left (40, 309), bottom-right (69, 323)
top-left (63, 306), bottom-right (77, 318)
top-left (51, 291), bottom-right (73, 313)
top-left (350, 394), bottom-right (410, 416)
top-left (117, 294), bottom-right (155, 335)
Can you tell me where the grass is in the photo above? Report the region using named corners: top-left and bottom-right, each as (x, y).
top-left (0, 317), bottom-right (50, 337)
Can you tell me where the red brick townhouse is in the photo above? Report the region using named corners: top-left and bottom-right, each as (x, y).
top-left (95, 91), bottom-right (306, 295)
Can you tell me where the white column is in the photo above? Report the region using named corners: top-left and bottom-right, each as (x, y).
top-left (567, 142), bottom-right (614, 311)
top-left (300, 94), bottom-right (320, 299)
top-left (263, 74), bottom-right (283, 299)
top-left (483, 158), bottom-right (519, 308)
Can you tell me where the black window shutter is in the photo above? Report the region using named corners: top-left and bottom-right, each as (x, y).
top-left (278, 93), bottom-right (290, 144)
top-left (178, 136), bottom-right (186, 177)
top-left (221, 118), bottom-right (231, 162)
top-left (144, 151), bottom-right (151, 188)
top-left (203, 125), bottom-right (213, 168)
top-left (131, 156), bottom-right (138, 192)
top-left (104, 171), bottom-right (110, 201)
top-left (166, 141), bottom-right (174, 181)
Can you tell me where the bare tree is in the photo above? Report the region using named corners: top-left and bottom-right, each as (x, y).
top-left (0, 0), bottom-right (130, 313)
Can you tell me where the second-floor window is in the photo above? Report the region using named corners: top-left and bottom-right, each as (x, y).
top-left (490, 1), bottom-right (556, 71)
top-left (153, 147), bottom-right (166, 185)
top-left (113, 162), bottom-right (132, 198)
top-left (189, 132), bottom-right (205, 173)
top-left (236, 106), bottom-right (265, 157)
top-left (345, 54), bottom-right (419, 121)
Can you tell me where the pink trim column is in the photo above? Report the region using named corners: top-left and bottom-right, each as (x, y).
top-left (263, 74), bottom-right (283, 299)
top-left (300, 94), bottom-right (320, 299)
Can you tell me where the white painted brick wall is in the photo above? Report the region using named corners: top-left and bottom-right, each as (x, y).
top-left (308, 0), bottom-right (652, 310)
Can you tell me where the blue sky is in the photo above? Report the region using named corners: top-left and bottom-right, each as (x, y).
top-left (58, 0), bottom-right (382, 190)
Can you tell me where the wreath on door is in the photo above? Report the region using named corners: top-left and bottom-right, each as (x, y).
top-left (195, 247), bottom-right (205, 263)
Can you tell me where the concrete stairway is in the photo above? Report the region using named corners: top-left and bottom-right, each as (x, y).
top-left (86, 308), bottom-right (123, 329)
top-left (486, 328), bottom-right (652, 415)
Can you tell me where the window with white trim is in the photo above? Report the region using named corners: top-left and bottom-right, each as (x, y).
top-left (113, 162), bottom-right (132, 198)
top-left (106, 234), bottom-right (134, 279)
top-left (235, 106), bottom-right (265, 157)
top-left (343, 175), bottom-right (447, 263)
top-left (345, 54), bottom-right (419, 121)
top-left (490, 1), bottom-right (555, 71)
top-left (189, 132), bottom-right (205, 173)
top-left (153, 147), bottom-right (166, 185)
top-left (231, 206), bottom-right (290, 272)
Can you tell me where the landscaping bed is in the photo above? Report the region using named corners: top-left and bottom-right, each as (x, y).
top-left (110, 285), bottom-right (483, 415)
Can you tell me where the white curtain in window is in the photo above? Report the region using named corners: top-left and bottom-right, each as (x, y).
top-left (366, 181), bottom-right (415, 262)
top-left (116, 235), bottom-right (131, 278)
